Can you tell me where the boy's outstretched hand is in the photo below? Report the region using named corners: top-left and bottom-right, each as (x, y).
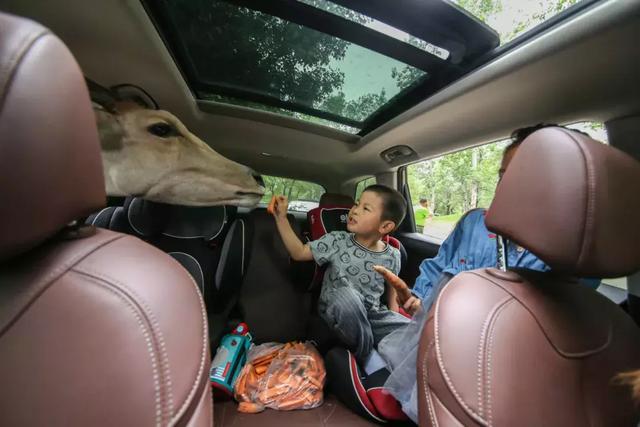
top-left (268, 195), bottom-right (289, 221)
top-left (373, 265), bottom-right (421, 316)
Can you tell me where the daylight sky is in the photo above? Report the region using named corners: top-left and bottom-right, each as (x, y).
top-left (335, 0), bottom-right (582, 102)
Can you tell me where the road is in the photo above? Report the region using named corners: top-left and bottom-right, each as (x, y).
top-left (422, 221), bottom-right (455, 242)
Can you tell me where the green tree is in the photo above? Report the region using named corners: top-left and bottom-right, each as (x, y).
top-left (171, 0), bottom-right (369, 110)
top-left (407, 140), bottom-right (507, 216)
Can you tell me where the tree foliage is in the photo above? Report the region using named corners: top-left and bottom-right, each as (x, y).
top-left (408, 141), bottom-right (507, 216)
top-left (172, 0), bottom-right (369, 110)
top-left (261, 175), bottom-right (325, 207)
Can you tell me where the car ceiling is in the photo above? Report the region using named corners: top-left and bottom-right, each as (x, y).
top-left (2, 0), bottom-right (640, 191)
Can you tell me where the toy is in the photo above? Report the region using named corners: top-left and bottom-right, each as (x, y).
top-left (210, 323), bottom-right (252, 397)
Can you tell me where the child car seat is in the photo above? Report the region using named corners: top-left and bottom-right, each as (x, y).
top-left (306, 193), bottom-right (408, 292)
top-left (86, 196), bottom-right (251, 347)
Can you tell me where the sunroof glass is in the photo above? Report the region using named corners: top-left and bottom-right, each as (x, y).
top-left (297, 0), bottom-right (450, 61)
top-left (156, 0), bottom-right (428, 133)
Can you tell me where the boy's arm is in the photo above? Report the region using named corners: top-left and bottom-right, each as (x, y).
top-left (272, 196), bottom-right (314, 262)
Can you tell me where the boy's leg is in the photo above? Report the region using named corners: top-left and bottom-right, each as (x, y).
top-left (369, 309), bottom-right (411, 346)
top-left (319, 286), bottom-right (374, 363)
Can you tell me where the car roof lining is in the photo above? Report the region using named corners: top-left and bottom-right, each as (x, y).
top-left (2, 0), bottom-right (639, 192)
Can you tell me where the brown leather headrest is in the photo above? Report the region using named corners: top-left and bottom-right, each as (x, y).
top-left (486, 127), bottom-right (640, 277)
top-left (320, 193), bottom-right (355, 207)
top-left (0, 13), bottom-right (105, 261)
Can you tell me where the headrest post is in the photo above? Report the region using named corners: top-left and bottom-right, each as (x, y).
top-left (496, 235), bottom-right (508, 272)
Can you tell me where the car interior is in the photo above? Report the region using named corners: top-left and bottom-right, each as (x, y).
top-left (1, 0), bottom-right (639, 426)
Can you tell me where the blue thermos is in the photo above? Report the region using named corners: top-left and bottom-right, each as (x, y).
top-left (210, 323), bottom-right (252, 397)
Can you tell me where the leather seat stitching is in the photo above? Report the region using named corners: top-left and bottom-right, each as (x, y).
top-left (73, 267), bottom-right (174, 423)
top-left (423, 341), bottom-right (439, 427)
top-left (568, 133), bottom-right (597, 269)
top-left (434, 282), bottom-right (512, 425)
top-left (476, 311), bottom-right (494, 416)
top-left (71, 272), bottom-right (163, 427)
top-left (485, 299), bottom-right (513, 427)
top-left (467, 271), bottom-right (612, 357)
top-left (170, 269), bottom-right (208, 424)
top-left (431, 388), bottom-right (465, 427)
top-left (0, 233), bottom-right (124, 336)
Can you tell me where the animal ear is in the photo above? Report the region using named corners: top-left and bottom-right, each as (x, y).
top-left (86, 78), bottom-right (118, 112)
top-left (94, 107), bottom-right (124, 151)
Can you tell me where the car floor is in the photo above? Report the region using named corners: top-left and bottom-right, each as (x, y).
top-left (214, 394), bottom-right (379, 427)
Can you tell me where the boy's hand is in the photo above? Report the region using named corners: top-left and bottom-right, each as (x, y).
top-left (271, 195), bottom-right (289, 221)
top-left (374, 265), bottom-right (421, 316)
top-left (398, 295), bottom-right (421, 317)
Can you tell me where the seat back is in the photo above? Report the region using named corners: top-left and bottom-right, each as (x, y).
top-left (239, 209), bottom-right (312, 343)
top-left (0, 13), bottom-right (212, 426)
top-left (418, 128), bottom-right (640, 426)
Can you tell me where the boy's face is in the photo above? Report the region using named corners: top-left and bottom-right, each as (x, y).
top-left (348, 191), bottom-right (395, 236)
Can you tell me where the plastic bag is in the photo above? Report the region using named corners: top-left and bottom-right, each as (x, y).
top-left (378, 272), bottom-right (452, 423)
top-left (234, 341), bottom-right (326, 412)
top-left (377, 306), bottom-right (429, 424)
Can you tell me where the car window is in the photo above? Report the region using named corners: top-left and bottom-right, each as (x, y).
top-left (407, 121), bottom-right (605, 242)
top-left (354, 177), bottom-right (376, 201)
top-left (602, 277), bottom-right (627, 291)
top-left (260, 175), bottom-right (325, 212)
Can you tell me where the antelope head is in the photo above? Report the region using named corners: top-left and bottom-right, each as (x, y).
top-left (88, 81), bottom-right (264, 207)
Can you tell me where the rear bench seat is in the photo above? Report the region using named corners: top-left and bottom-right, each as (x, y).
top-left (89, 198), bottom-right (385, 425)
top-left (230, 206), bottom-right (379, 426)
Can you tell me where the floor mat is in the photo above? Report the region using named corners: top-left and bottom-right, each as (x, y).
top-left (214, 394), bottom-right (379, 426)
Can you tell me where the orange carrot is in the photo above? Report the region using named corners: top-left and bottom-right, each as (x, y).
top-left (238, 402), bottom-right (265, 414)
top-left (373, 265), bottom-right (412, 302)
top-left (267, 195), bottom-right (278, 215)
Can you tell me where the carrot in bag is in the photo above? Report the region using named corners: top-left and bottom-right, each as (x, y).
top-left (238, 402), bottom-right (265, 414)
top-left (233, 341), bottom-right (325, 412)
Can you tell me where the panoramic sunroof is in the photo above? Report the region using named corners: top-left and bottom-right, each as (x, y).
top-left (187, 3), bottom-right (428, 131)
top-left (143, 0), bottom-right (593, 136)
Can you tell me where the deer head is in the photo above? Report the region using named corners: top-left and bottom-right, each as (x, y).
top-left (88, 80), bottom-right (264, 207)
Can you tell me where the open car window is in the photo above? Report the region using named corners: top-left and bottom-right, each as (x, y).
top-left (407, 121), bottom-right (606, 242)
top-left (260, 175), bottom-right (325, 213)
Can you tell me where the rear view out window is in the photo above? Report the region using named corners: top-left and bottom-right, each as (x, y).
top-left (354, 177), bottom-right (376, 201)
top-left (261, 175), bottom-right (325, 212)
top-left (407, 121), bottom-right (606, 242)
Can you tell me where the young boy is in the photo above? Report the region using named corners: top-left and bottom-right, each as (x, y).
top-left (414, 198), bottom-right (433, 234)
top-left (271, 185), bottom-right (410, 371)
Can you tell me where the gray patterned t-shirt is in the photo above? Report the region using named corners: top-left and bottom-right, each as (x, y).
top-left (309, 231), bottom-right (401, 312)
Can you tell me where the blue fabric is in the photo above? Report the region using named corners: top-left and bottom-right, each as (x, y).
top-left (412, 209), bottom-right (600, 300)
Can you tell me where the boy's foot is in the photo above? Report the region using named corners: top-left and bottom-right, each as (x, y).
top-left (325, 347), bottom-right (408, 423)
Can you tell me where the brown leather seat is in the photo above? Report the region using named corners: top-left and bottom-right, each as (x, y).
top-left (0, 13), bottom-right (212, 426)
top-left (417, 128), bottom-right (640, 426)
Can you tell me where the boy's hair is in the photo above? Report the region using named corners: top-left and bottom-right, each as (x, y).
top-left (506, 123), bottom-right (591, 154)
top-left (363, 184), bottom-right (406, 229)
top-left (419, 197), bottom-right (428, 204)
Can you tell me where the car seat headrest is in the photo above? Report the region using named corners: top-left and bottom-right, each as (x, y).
top-left (320, 193), bottom-right (355, 206)
top-left (486, 127), bottom-right (640, 277)
top-left (0, 13), bottom-right (105, 261)
top-left (126, 197), bottom-right (231, 240)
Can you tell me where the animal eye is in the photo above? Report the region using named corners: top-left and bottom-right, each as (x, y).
top-left (147, 123), bottom-right (176, 137)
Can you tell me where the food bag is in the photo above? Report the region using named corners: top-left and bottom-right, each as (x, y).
top-left (234, 341), bottom-right (326, 413)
